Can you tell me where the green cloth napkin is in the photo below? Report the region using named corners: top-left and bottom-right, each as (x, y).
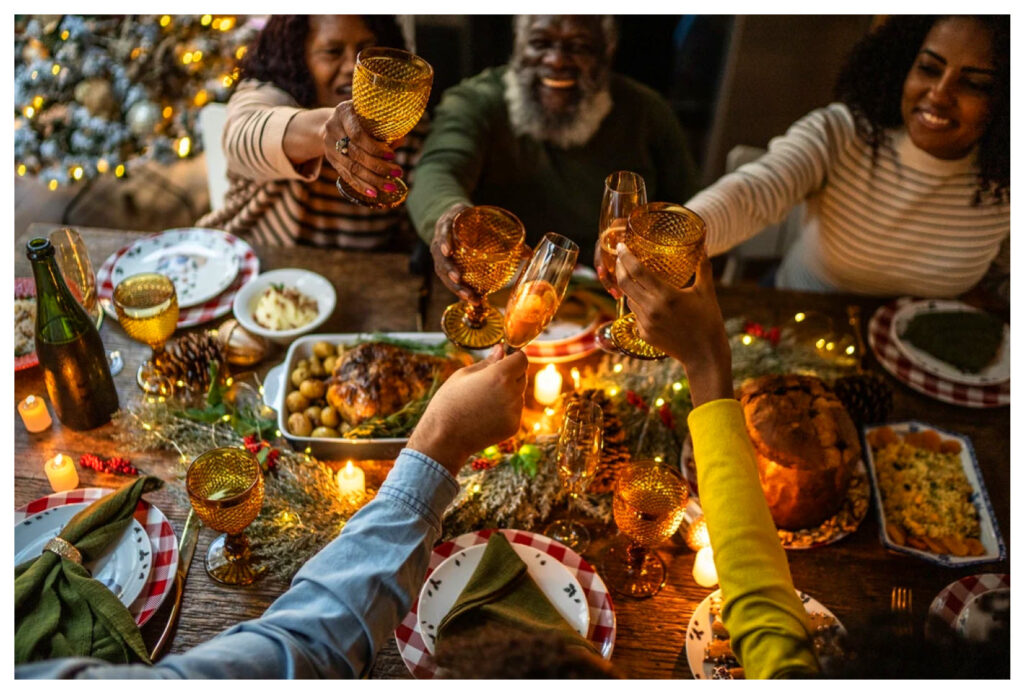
top-left (14, 476), bottom-right (163, 666)
top-left (436, 533), bottom-right (597, 656)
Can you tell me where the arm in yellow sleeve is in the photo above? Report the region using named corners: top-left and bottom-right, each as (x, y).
top-left (688, 399), bottom-right (819, 679)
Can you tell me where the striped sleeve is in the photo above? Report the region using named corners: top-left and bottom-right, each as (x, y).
top-left (688, 104), bottom-right (853, 256)
top-left (222, 80), bottom-right (318, 183)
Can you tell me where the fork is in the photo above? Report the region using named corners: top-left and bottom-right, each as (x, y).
top-left (890, 586), bottom-right (913, 636)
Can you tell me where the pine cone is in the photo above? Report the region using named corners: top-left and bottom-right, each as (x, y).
top-left (573, 389), bottom-right (631, 494)
top-left (831, 372), bottom-right (894, 425)
top-left (153, 331), bottom-right (225, 392)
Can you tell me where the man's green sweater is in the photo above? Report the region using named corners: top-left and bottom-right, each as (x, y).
top-left (407, 66), bottom-right (699, 264)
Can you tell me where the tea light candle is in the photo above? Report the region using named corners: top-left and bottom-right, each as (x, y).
top-left (337, 461), bottom-right (365, 501)
top-left (44, 454), bottom-right (79, 493)
top-left (534, 364), bottom-right (562, 406)
top-left (18, 395), bottom-right (53, 433)
top-left (693, 546), bottom-right (719, 587)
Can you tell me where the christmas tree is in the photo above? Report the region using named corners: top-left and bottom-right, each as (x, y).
top-left (14, 15), bottom-right (258, 191)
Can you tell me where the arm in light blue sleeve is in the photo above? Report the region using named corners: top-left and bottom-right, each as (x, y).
top-left (16, 449), bottom-right (459, 680)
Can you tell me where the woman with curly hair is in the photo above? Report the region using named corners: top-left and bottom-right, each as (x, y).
top-left (680, 15), bottom-right (1009, 297)
top-left (196, 15), bottom-right (428, 250)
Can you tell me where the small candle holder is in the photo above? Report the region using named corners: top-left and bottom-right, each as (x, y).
top-left (337, 461), bottom-right (366, 503)
top-left (18, 395), bottom-right (53, 433)
top-left (44, 454), bottom-right (79, 493)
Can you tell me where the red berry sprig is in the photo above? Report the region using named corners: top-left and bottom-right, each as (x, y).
top-left (242, 434), bottom-right (280, 472)
top-left (470, 457), bottom-right (497, 471)
top-left (79, 453), bottom-right (139, 476)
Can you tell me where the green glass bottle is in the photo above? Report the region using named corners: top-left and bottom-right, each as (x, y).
top-left (26, 237), bottom-right (119, 430)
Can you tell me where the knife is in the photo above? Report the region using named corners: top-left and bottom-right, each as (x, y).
top-left (149, 509), bottom-right (201, 661)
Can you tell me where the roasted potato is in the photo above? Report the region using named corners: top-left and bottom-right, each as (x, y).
top-left (323, 355), bottom-right (337, 374)
top-left (299, 379), bottom-right (326, 400)
top-left (312, 341), bottom-right (335, 359)
top-left (308, 356), bottom-right (325, 377)
top-left (285, 391), bottom-right (310, 413)
top-left (303, 405), bottom-right (322, 426)
top-left (288, 412), bottom-right (313, 437)
top-left (320, 406), bottom-right (340, 429)
top-left (311, 426), bottom-right (340, 438)
top-left (291, 365), bottom-right (310, 388)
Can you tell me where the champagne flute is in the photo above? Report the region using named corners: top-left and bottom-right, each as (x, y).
top-left (595, 172), bottom-right (647, 353)
top-left (609, 203), bottom-right (707, 360)
top-left (336, 47), bottom-right (433, 209)
top-left (440, 206), bottom-right (526, 349)
top-left (186, 447), bottom-right (265, 585)
top-left (112, 273), bottom-right (179, 392)
top-left (545, 399), bottom-right (603, 553)
top-left (503, 233), bottom-right (580, 352)
top-left (602, 461), bottom-right (688, 598)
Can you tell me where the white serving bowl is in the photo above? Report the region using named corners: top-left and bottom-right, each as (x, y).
top-left (232, 268), bottom-right (336, 344)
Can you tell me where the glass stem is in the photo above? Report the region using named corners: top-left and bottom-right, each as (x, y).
top-left (625, 541), bottom-right (646, 574)
top-left (615, 296), bottom-right (625, 319)
top-left (224, 533), bottom-right (250, 560)
top-left (463, 300), bottom-right (487, 328)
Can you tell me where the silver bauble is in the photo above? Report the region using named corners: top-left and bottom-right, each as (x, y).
top-left (125, 99), bottom-right (162, 138)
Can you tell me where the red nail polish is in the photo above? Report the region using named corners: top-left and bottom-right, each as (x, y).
top-left (365, 188), bottom-right (377, 198)
top-left (390, 169), bottom-right (403, 178)
top-left (383, 182), bottom-right (397, 193)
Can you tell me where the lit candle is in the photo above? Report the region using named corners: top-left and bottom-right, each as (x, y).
top-left (570, 367), bottom-right (581, 392)
top-left (534, 364), bottom-right (563, 406)
top-left (693, 546), bottom-right (719, 587)
top-left (44, 454), bottom-right (79, 493)
top-left (18, 395), bottom-right (53, 433)
top-left (336, 461), bottom-right (365, 501)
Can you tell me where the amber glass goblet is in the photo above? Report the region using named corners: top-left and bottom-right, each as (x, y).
top-left (441, 206), bottom-right (526, 349)
top-left (609, 203), bottom-right (707, 360)
top-left (595, 171), bottom-right (647, 353)
top-left (545, 400), bottom-right (603, 553)
top-left (602, 462), bottom-right (688, 598)
top-left (112, 273), bottom-right (179, 392)
top-left (336, 47), bottom-right (433, 209)
top-left (502, 233), bottom-right (580, 351)
top-left (186, 447), bottom-right (265, 586)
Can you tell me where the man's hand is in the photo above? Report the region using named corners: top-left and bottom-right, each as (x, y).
top-left (615, 245), bottom-right (733, 407)
top-left (407, 346), bottom-right (528, 475)
top-left (429, 201), bottom-right (478, 302)
top-left (322, 101), bottom-right (405, 200)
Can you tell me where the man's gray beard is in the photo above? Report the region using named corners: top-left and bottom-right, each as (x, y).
top-left (503, 68), bottom-right (612, 150)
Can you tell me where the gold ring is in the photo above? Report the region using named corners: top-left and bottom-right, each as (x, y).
top-left (335, 137), bottom-right (350, 156)
top-left (44, 536), bottom-right (83, 564)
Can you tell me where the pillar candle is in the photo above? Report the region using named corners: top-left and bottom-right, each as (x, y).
top-left (534, 364), bottom-right (562, 406)
top-left (693, 546), bottom-right (719, 587)
top-left (44, 454), bottom-right (79, 493)
top-left (18, 395), bottom-right (53, 433)
top-left (337, 461), bottom-right (365, 501)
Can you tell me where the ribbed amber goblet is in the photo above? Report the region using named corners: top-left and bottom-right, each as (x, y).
top-left (186, 447), bottom-right (265, 586)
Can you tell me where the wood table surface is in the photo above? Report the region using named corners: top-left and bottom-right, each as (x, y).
top-left (13, 224), bottom-right (1010, 679)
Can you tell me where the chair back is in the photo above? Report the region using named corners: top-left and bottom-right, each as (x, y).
top-left (199, 103), bottom-right (230, 212)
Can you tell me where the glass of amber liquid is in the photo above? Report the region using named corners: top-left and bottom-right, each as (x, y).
top-left (503, 233), bottom-right (580, 351)
top-left (609, 203), bottom-right (707, 360)
top-left (112, 273), bottom-right (179, 392)
top-left (595, 171), bottom-right (647, 353)
top-left (187, 447), bottom-right (265, 586)
top-left (602, 462), bottom-right (688, 598)
top-left (336, 47), bottom-right (433, 209)
top-left (441, 206), bottom-right (526, 349)
top-left (545, 399), bottom-right (603, 553)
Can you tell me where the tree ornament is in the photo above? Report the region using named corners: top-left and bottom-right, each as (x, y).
top-left (153, 330), bottom-right (225, 392)
top-left (125, 99), bottom-right (162, 137)
top-left (21, 38), bottom-right (50, 62)
top-left (831, 372), bottom-right (894, 426)
top-left (215, 318), bottom-right (269, 367)
top-left (74, 78), bottom-right (119, 119)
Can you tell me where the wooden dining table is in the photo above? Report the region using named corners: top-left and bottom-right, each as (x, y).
top-left (13, 223), bottom-right (1010, 678)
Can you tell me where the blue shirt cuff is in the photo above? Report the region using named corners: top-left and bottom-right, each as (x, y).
top-left (376, 448), bottom-right (460, 535)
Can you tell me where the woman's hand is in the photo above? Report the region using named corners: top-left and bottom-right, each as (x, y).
top-left (615, 245), bottom-right (733, 407)
top-left (408, 346), bottom-right (528, 475)
top-left (321, 101), bottom-right (405, 200)
top-left (430, 201), bottom-right (478, 302)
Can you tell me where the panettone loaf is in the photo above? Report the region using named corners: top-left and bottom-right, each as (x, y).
top-left (737, 374), bottom-right (861, 530)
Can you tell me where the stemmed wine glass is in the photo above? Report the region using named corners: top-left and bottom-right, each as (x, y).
top-left (186, 447), bottom-right (266, 586)
top-left (545, 399), bottom-right (603, 553)
top-left (602, 461), bottom-right (688, 598)
top-left (503, 233), bottom-right (580, 352)
top-left (112, 273), bottom-right (179, 392)
top-left (440, 206), bottom-right (526, 349)
top-left (609, 203), bottom-right (707, 360)
top-left (336, 47), bottom-right (433, 209)
top-left (595, 172), bottom-right (647, 352)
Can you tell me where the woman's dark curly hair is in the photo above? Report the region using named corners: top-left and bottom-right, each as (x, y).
top-left (240, 16), bottom-right (407, 108)
top-left (834, 15), bottom-right (1009, 204)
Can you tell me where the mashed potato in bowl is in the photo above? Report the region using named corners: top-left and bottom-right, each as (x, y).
top-left (252, 284), bottom-right (318, 331)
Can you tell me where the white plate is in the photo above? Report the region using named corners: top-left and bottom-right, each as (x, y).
top-left (14, 502), bottom-right (153, 608)
top-left (110, 228), bottom-right (242, 308)
top-left (890, 299), bottom-right (1009, 386)
top-left (862, 421), bottom-right (1005, 567)
top-left (685, 588), bottom-right (844, 679)
top-left (415, 542), bottom-right (591, 655)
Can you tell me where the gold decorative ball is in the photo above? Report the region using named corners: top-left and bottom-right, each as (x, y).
top-left (74, 78), bottom-right (118, 119)
top-left (216, 318), bottom-right (268, 366)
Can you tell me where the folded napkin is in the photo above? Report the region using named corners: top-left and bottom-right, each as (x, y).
top-left (436, 533), bottom-right (597, 656)
top-left (15, 476), bottom-right (162, 666)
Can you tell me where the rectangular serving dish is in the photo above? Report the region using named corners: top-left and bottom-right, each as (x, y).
top-left (861, 421), bottom-right (1005, 567)
top-left (263, 332), bottom-right (461, 461)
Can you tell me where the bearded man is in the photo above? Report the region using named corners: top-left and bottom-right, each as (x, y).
top-left (407, 15), bottom-right (699, 301)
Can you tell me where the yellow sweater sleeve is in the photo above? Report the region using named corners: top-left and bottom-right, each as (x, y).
top-left (687, 399), bottom-right (819, 679)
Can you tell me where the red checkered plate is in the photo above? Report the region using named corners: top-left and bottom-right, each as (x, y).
top-left (927, 573), bottom-right (1009, 640)
top-left (868, 298), bottom-right (1009, 408)
top-left (394, 528), bottom-right (616, 678)
top-left (97, 228), bottom-right (259, 329)
top-left (15, 487), bottom-right (179, 626)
